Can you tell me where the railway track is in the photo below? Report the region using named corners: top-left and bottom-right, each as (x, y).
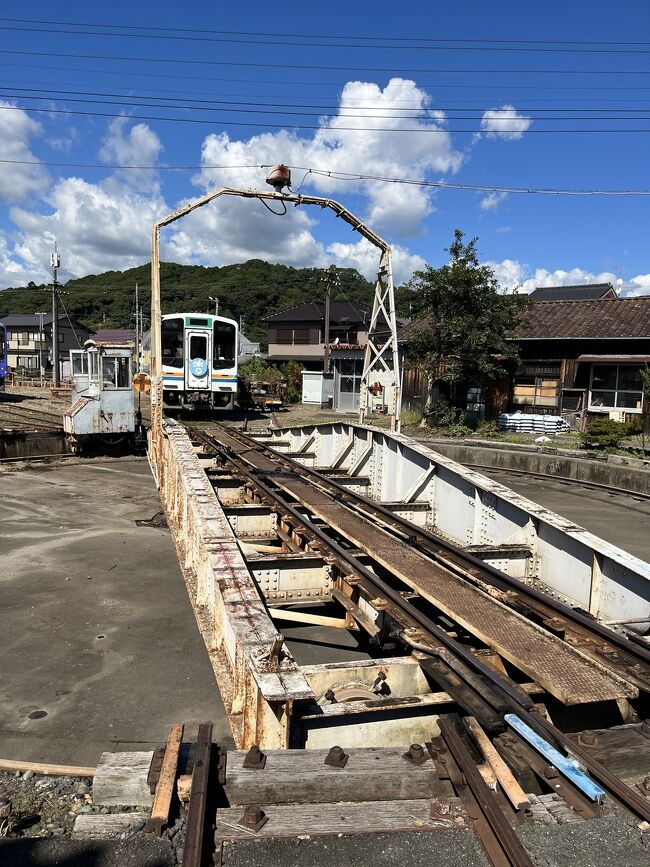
top-left (464, 462), bottom-right (650, 506)
top-left (132, 420), bottom-right (650, 866)
top-left (183, 424), bottom-right (650, 832)
top-left (0, 402), bottom-right (63, 431)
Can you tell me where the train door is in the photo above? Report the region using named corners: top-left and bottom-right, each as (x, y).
top-left (186, 329), bottom-right (210, 390)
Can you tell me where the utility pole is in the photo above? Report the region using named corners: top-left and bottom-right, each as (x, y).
top-left (323, 266), bottom-right (338, 373)
top-left (35, 311), bottom-right (47, 384)
top-left (51, 245), bottom-right (61, 387)
top-left (209, 296), bottom-right (219, 316)
top-left (135, 282), bottom-right (140, 373)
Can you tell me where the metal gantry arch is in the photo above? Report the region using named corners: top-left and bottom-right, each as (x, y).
top-left (150, 186), bottom-right (400, 442)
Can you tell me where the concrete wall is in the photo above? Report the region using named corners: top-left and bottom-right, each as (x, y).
top-left (426, 439), bottom-right (650, 497)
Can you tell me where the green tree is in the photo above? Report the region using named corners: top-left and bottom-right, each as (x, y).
top-left (406, 230), bottom-right (530, 411)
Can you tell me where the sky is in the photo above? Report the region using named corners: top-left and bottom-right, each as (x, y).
top-left (0, 0), bottom-right (649, 295)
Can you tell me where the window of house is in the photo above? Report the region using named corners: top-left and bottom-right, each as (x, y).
top-left (589, 365), bottom-right (643, 413)
top-left (275, 327), bottom-right (312, 345)
top-left (512, 363), bottom-right (561, 410)
top-left (58, 333), bottom-right (65, 343)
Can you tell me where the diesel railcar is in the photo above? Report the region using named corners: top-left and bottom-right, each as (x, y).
top-left (161, 313), bottom-right (238, 410)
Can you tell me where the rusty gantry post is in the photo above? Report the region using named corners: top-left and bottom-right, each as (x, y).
top-left (149, 182), bottom-right (402, 458)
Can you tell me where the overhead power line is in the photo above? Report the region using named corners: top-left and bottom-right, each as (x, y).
top-left (3, 103), bottom-right (650, 132)
top-left (3, 157), bottom-right (650, 195)
top-left (1, 17), bottom-right (648, 47)
top-left (2, 48), bottom-right (649, 75)
top-left (5, 76), bottom-right (650, 105)
top-left (3, 23), bottom-right (650, 54)
top-left (5, 60), bottom-right (650, 93)
top-left (4, 85), bottom-right (650, 114)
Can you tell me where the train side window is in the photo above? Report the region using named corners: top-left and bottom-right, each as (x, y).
top-left (102, 357), bottom-right (117, 388)
top-left (213, 321), bottom-right (236, 370)
top-left (162, 318), bottom-right (184, 369)
top-left (116, 357), bottom-right (131, 388)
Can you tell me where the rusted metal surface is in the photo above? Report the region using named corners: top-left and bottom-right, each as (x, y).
top-left (198, 425), bottom-right (636, 707)
top-left (439, 717), bottom-right (535, 867)
top-left (226, 423), bottom-right (650, 691)
top-left (182, 722), bottom-right (213, 867)
top-left (151, 419), bottom-right (312, 749)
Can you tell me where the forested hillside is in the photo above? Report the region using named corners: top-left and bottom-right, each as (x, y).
top-left (0, 260), bottom-right (403, 342)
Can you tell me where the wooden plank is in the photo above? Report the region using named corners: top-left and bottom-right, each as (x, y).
top-left (268, 607), bottom-right (349, 629)
top-left (72, 812), bottom-right (149, 839)
top-left (464, 716), bottom-right (530, 810)
top-left (0, 758), bottom-right (95, 777)
top-left (146, 723), bottom-right (184, 834)
top-left (224, 747), bottom-right (454, 806)
top-left (299, 691), bottom-right (457, 720)
top-left (216, 798), bottom-right (467, 839)
top-left (182, 722), bottom-right (213, 867)
top-left (93, 751), bottom-right (154, 807)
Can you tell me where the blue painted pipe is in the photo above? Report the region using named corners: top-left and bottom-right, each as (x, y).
top-left (505, 713), bottom-right (606, 803)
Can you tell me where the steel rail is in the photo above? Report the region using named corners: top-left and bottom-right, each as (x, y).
top-left (181, 722), bottom-right (213, 867)
top-left (189, 425), bottom-right (534, 712)
top-left (464, 463), bottom-right (650, 503)
top-left (213, 424), bottom-right (650, 671)
top-left (438, 717), bottom-right (535, 867)
top-left (190, 424), bottom-right (650, 825)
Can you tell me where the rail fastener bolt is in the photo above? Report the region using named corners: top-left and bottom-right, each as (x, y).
top-left (403, 743), bottom-right (429, 766)
top-left (238, 804), bottom-right (268, 831)
top-left (243, 745), bottom-right (267, 770)
top-left (325, 746), bottom-right (349, 768)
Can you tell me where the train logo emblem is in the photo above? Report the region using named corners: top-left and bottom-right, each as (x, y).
top-left (190, 357), bottom-right (208, 377)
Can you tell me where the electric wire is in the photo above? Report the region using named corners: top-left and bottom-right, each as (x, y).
top-left (3, 23), bottom-right (650, 54)
top-left (5, 75), bottom-right (650, 104)
top-left (4, 85), bottom-right (650, 114)
top-left (2, 48), bottom-right (649, 76)
top-left (2, 103), bottom-right (648, 133)
top-left (2, 157), bottom-right (649, 196)
top-left (5, 60), bottom-right (650, 93)
top-left (1, 17), bottom-right (648, 47)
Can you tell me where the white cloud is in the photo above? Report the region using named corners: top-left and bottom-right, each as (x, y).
top-left (626, 274), bottom-right (650, 297)
top-left (486, 259), bottom-right (650, 297)
top-left (496, 226), bottom-right (512, 233)
top-left (479, 105), bottom-right (532, 141)
top-left (326, 238), bottom-right (426, 285)
top-left (0, 84), bottom-right (459, 290)
top-left (196, 79), bottom-right (463, 240)
top-left (479, 191), bottom-right (508, 211)
top-left (0, 233), bottom-right (43, 287)
top-left (0, 102), bottom-right (49, 203)
top-left (99, 117), bottom-right (163, 191)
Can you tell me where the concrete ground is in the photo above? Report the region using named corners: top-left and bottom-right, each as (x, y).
top-left (0, 457), bottom-right (232, 767)
top-left (474, 467), bottom-right (650, 562)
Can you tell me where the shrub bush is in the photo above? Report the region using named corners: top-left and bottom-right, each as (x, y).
top-left (580, 418), bottom-right (628, 450)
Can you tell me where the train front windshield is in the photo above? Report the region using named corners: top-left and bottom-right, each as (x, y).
top-left (213, 321), bottom-right (236, 371)
top-left (162, 317), bottom-right (184, 368)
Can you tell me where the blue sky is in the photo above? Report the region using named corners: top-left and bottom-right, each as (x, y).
top-left (0, 0), bottom-right (649, 294)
